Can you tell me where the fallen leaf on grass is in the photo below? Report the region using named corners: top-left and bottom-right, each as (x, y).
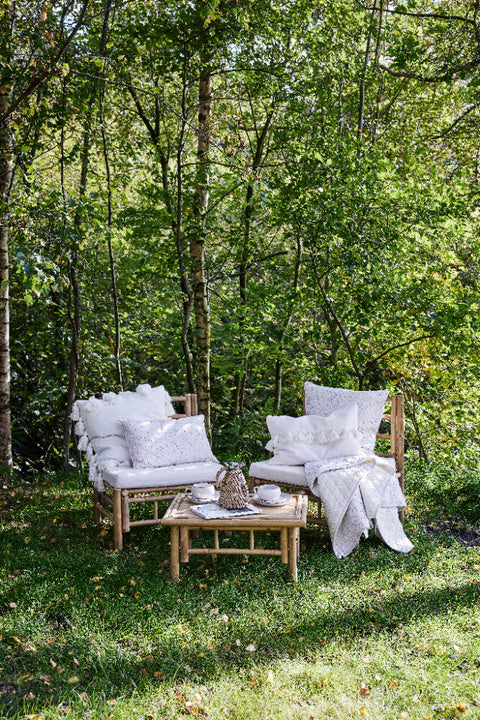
top-left (361, 687), bottom-right (371, 697)
top-left (67, 677), bottom-right (79, 684)
top-left (456, 702), bottom-right (468, 713)
top-left (245, 643), bottom-right (256, 652)
top-left (359, 707), bottom-right (367, 717)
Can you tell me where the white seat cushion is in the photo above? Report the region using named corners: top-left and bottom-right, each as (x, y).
top-left (249, 456), bottom-right (396, 489)
top-left (103, 461), bottom-right (223, 490)
top-left (248, 460), bottom-right (308, 488)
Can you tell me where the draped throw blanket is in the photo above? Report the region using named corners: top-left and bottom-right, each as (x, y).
top-left (305, 452), bottom-right (413, 559)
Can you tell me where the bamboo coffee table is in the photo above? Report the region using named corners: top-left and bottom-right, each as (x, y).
top-left (161, 493), bottom-right (308, 582)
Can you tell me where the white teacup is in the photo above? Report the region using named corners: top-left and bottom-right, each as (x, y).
top-left (191, 483), bottom-right (216, 501)
top-left (254, 484), bottom-right (281, 502)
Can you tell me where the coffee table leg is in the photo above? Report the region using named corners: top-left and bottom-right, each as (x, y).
top-left (170, 526), bottom-right (180, 582)
top-left (288, 527), bottom-right (297, 582)
top-left (280, 528), bottom-right (288, 563)
top-left (180, 526), bottom-right (190, 563)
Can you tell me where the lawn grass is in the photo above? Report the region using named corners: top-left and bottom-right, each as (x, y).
top-left (1, 461), bottom-right (479, 720)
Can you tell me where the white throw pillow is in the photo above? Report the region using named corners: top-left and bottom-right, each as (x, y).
top-left (121, 415), bottom-right (217, 469)
top-left (304, 382), bottom-right (389, 451)
top-left (77, 384), bottom-right (175, 441)
top-left (265, 404), bottom-right (362, 465)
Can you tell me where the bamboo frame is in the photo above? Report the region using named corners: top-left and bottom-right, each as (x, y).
top-left (249, 393), bottom-right (405, 527)
top-left (92, 393), bottom-right (198, 550)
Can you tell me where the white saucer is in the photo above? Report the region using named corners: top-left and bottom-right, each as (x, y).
top-left (187, 492), bottom-right (220, 505)
top-left (252, 492), bottom-right (291, 507)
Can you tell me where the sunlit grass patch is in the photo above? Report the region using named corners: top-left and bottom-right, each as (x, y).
top-left (0, 465), bottom-right (479, 719)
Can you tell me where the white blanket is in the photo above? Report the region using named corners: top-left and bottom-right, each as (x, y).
top-left (305, 452), bottom-right (413, 559)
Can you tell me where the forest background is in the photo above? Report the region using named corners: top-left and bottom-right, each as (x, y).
top-left (1, 0), bottom-right (479, 477)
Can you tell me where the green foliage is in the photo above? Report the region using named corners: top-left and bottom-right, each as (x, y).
top-left (6, 0), bottom-right (480, 469)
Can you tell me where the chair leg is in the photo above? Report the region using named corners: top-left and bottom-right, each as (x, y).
top-left (112, 488), bottom-right (123, 550)
top-left (121, 490), bottom-right (130, 532)
top-left (93, 488), bottom-right (101, 522)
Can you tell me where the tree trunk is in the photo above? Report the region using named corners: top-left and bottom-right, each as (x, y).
top-left (232, 108), bottom-right (275, 418)
top-left (62, 93), bottom-right (94, 468)
top-left (175, 50), bottom-right (195, 394)
top-left (0, 92), bottom-right (13, 467)
top-left (63, 0), bottom-right (113, 466)
top-left (99, 97), bottom-right (123, 387)
top-left (191, 65), bottom-right (212, 430)
top-left (128, 48), bottom-right (197, 395)
top-left (0, 1), bottom-right (14, 467)
top-left (99, 0), bottom-right (122, 388)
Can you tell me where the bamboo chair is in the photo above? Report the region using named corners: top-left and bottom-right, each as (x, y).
top-left (92, 394), bottom-right (202, 549)
top-left (249, 394), bottom-right (405, 527)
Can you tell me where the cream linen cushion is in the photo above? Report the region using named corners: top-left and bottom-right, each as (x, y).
top-left (265, 404), bottom-right (361, 465)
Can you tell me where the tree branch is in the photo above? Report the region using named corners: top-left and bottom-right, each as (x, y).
top-left (0, 0), bottom-right (90, 126)
top-left (432, 103), bottom-right (480, 138)
top-left (377, 58), bottom-right (480, 83)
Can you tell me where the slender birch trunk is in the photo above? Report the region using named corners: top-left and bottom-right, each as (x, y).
top-left (0, 1), bottom-right (14, 467)
top-left (0, 92), bottom-right (13, 467)
top-left (191, 65), bottom-right (212, 431)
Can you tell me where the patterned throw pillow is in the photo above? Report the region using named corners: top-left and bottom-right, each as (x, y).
top-left (121, 415), bottom-right (217, 469)
top-left (304, 382), bottom-right (389, 451)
